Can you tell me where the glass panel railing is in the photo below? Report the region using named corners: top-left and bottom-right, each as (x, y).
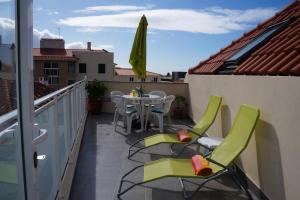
top-left (1, 78), bottom-right (86, 200)
top-left (33, 79), bottom-right (86, 200)
top-left (35, 107), bottom-right (58, 200)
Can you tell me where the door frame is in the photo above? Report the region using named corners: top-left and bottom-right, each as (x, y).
top-left (15, 0), bottom-right (36, 199)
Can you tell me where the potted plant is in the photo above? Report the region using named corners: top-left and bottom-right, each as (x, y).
top-left (85, 79), bottom-right (107, 114)
top-left (173, 95), bottom-right (187, 119)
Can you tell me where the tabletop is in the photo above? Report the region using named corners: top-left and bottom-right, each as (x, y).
top-left (122, 94), bottom-right (161, 100)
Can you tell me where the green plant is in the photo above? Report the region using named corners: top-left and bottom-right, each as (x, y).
top-left (85, 79), bottom-right (107, 101)
top-left (174, 95), bottom-right (187, 108)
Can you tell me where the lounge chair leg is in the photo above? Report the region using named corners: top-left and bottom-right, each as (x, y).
top-left (128, 138), bottom-right (146, 158)
top-left (117, 165), bottom-right (144, 198)
top-left (180, 171), bottom-right (229, 199)
top-left (230, 167), bottom-right (253, 199)
top-left (128, 146), bottom-right (147, 159)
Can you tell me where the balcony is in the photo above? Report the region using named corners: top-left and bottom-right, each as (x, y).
top-left (69, 113), bottom-right (251, 200)
top-left (1, 74), bottom-right (296, 200)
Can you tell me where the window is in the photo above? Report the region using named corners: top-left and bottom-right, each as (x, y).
top-left (44, 62), bottom-right (59, 85)
top-left (0, 60), bottom-right (2, 71)
top-left (79, 63), bottom-right (86, 73)
top-left (68, 80), bottom-right (75, 85)
top-left (68, 62), bottom-right (75, 73)
top-left (129, 77), bottom-right (134, 82)
top-left (153, 77), bottom-right (158, 82)
top-left (218, 18), bottom-right (294, 74)
top-left (98, 64), bottom-right (106, 73)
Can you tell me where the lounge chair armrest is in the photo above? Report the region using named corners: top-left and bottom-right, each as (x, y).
top-left (206, 157), bottom-right (228, 170)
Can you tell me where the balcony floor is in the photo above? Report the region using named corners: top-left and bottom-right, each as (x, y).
top-left (70, 113), bottom-right (253, 200)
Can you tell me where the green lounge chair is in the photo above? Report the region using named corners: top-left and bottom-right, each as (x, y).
top-left (128, 95), bottom-right (222, 159)
top-left (118, 104), bottom-right (260, 199)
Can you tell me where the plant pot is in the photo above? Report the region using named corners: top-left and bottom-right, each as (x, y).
top-left (88, 99), bottom-right (103, 114)
top-left (173, 107), bottom-right (186, 119)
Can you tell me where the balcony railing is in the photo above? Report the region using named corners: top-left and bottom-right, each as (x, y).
top-left (0, 78), bottom-right (87, 199)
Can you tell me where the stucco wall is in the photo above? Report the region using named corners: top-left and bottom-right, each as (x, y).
top-left (101, 81), bottom-right (189, 113)
top-left (113, 75), bottom-right (161, 82)
top-left (73, 50), bottom-right (114, 81)
top-left (186, 74), bottom-right (300, 200)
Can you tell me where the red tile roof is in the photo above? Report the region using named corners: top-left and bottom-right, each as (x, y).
top-left (115, 67), bottom-right (161, 76)
top-left (0, 80), bottom-right (55, 116)
top-left (0, 79), bottom-right (16, 116)
top-left (33, 48), bottom-right (78, 61)
top-left (189, 1), bottom-right (300, 76)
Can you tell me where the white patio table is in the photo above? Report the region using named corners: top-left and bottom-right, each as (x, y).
top-left (122, 94), bottom-right (161, 132)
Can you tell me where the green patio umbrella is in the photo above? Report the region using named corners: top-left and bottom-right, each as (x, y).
top-left (129, 15), bottom-right (148, 80)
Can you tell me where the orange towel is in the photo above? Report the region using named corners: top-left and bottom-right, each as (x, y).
top-left (176, 129), bottom-right (192, 142)
top-left (191, 155), bottom-right (213, 176)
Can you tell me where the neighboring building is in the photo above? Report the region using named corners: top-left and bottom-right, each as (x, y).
top-left (114, 66), bottom-right (161, 82)
top-left (33, 40), bottom-right (78, 89)
top-left (189, 3), bottom-right (300, 75)
top-left (160, 71), bottom-right (187, 82)
top-left (186, 1), bottom-right (300, 200)
top-left (33, 39), bottom-right (114, 89)
top-left (73, 42), bottom-right (114, 82)
top-left (0, 38), bottom-right (17, 115)
top-left (0, 42), bottom-right (15, 80)
top-left (172, 71), bottom-right (186, 82)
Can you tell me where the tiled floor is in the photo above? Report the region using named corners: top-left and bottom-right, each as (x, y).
top-left (69, 113), bottom-right (252, 200)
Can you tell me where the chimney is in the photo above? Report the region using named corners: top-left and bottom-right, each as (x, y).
top-left (87, 42), bottom-right (91, 50)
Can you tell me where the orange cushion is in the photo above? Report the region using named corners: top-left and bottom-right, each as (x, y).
top-left (176, 129), bottom-right (192, 142)
top-left (191, 155), bottom-right (213, 176)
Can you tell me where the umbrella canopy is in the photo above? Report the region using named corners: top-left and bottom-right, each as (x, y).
top-left (129, 15), bottom-right (148, 79)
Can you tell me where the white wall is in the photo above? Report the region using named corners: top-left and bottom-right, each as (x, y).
top-left (186, 74), bottom-right (300, 200)
top-left (73, 50), bottom-right (114, 81)
top-left (113, 75), bottom-right (161, 82)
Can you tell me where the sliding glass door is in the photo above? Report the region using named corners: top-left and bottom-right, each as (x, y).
top-left (0, 0), bottom-right (36, 199)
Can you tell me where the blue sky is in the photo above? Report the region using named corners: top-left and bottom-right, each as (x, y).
top-left (0, 0), bottom-right (293, 74)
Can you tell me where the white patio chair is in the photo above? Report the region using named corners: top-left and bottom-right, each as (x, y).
top-left (145, 95), bottom-right (175, 132)
top-left (149, 91), bottom-right (167, 98)
top-left (144, 91), bottom-right (167, 123)
top-left (111, 91), bottom-right (125, 125)
top-left (113, 96), bottom-right (138, 134)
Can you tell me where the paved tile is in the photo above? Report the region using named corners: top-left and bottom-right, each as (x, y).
top-left (70, 113), bottom-right (254, 200)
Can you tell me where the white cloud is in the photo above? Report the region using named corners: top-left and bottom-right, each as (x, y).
top-left (96, 44), bottom-right (114, 50)
top-left (74, 5), bottom-right (151, 13)
top-left (65, 41), bottom-right (85, 49)
top-left (36, 6), bottom-right (59, 15)
top-left (33, 29), bottom-right (61, 39)
top-left (0, 18), bottom-right (14, 43)
top-left (65, 41), bottom-right (114, 50)
top-left (76, 27), bottom-right (103, 32)
top-left (59, 7), bottom-right (277, 34)
top-left (0, 17), bottom-right (15, 29)
top-left (33, 29), bottom-right (62, 47)
top-left (207, 7), bottom-right (276, 23)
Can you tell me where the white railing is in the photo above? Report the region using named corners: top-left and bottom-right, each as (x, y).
top-left (0, 78), bottom-right (87, 200)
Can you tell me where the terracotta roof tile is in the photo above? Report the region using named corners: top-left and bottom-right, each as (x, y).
top-left (291, 61), bottom-right (300, 74)
top-left (190, 1), bottom-right (300, 76)
top-left (0, 80), bottom-right (55, 116)
top-left (33, 48), bottom-right (78, 61)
